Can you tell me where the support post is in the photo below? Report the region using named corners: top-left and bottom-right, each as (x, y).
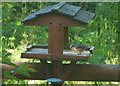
top-left (64, 27), bottom-right (69, 49)
top-left (48, 26), bottom-right (64, 80)
top-left (48, 26), bottom-right (64, 54)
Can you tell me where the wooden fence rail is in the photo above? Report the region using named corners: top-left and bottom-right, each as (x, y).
top-left (1, 62), bottom-right (119, 81)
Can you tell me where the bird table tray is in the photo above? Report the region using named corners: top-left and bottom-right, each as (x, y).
top-left (21, 44), bottom-right (90, 60)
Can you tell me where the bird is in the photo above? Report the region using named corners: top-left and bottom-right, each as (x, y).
top-left (70, 44), bottom-right (94, 54)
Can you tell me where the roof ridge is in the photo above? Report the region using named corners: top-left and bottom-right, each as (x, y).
top-left (52, 2), bottom-right (66, 11)
top-left (73, 7), bottom-right (82, 17)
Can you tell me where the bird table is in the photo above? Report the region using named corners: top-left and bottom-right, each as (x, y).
top-left (21, 2), bottom-right (95, 85)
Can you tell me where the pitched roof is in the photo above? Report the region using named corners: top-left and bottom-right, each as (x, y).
top-left (22, 2), bottom-right (95, 24)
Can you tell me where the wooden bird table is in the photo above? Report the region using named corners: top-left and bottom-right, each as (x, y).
top-left (21, 2), bottom-right (95, 85)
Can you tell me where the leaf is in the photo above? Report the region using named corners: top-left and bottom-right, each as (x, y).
top-left (3, 70), bottom-right (19, 80)
top-left (16, 71), bottom-right (31, 77)
top-left (7, 75), bottom-right (19, 80)
top-left (3, 70), bottom-right (11, 78)
top-left (14, 63), bottom-right (36, 77)
top-left (16, 21), bottom-right (21, 26)
top-left (26, 67), bottom-right (37, 73)
top-left (2, 57), bottom-right (16, 66)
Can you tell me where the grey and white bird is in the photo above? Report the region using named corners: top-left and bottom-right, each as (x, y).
top-left (70, 44), bottom-right (94, 54)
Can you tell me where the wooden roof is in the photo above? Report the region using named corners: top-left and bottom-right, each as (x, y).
top-left (22, 2), bottom-right (95, 25)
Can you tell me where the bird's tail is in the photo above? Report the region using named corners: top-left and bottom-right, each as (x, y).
top-left (85, 46), bottom-right (94, 54)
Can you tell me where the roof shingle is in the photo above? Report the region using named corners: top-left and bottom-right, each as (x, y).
top-left (22, 2), bottom-right (95, 24)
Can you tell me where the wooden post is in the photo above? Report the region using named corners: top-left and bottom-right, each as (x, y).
top-left (48, 26), bottom-right (64, 54)
top-left (64, 27), bottom-right (69, 49)
top-left (48, 26), bottom-right (64, 79)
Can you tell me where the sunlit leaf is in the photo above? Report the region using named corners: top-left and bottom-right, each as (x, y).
top-left (16, 21), bottom-right (21, 26)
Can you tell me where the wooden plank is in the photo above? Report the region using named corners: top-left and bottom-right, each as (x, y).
top-left (51, 60), bottom-right (62, 78)
top-left (41, 60), bottom-right (46, 78)
top-left (21, 53), bottom-right (89, 60)
top-left (32, 44), bottom-right (48, 49)
top-left (61, 61), bottom-right (76, 81)
top-left (2, 63), bottom-right (119, 81)
top-left (21, 48), bottom-right (89, 60)
top-left (23, 13), bottom-right (87, 27)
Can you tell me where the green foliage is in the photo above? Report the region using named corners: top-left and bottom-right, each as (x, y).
top-left (13, 63), bottom-right (36, 77)
top-left (3, 70), bottom-right (19, 80)
top-left (2, 63), bottom-right (36, 84)
top-left (69, 2), bottom-right (118, 64)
